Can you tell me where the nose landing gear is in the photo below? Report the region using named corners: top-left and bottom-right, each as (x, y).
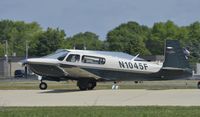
top-left (39, 82), bottom-right (48, 90)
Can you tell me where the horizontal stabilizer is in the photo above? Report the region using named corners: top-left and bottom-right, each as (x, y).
top-left (162, 67), bottom-right (185, 71)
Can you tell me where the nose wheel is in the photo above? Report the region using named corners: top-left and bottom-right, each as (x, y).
top-left (39, 82), bottom-right (48, 90)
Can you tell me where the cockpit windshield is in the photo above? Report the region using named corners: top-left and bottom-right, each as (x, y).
top-left (42, 49), bottom-right (69, 61)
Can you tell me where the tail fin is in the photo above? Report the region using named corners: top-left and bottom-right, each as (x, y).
top-left (163, 40), bottom-right (190, 69)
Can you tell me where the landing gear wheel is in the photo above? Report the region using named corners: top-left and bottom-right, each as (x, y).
top-left (77, 80), bottom-right (96, 91)
top-left (88, 81), bottom-right (96, 90)
top-left (197, 81), bottom-right (200, 89)
top-left (39, 82), bottom-right (47, 90)
top-left (79, 85), bottom-right (87, 91)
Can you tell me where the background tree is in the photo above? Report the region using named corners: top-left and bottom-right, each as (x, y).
top-left (146, 20), bottom-right (179, 55)
top-left (33, 28), bottom-right (66, 56)
top-left (106, 21), bottom-right (150, 55)
top-left (185, 22), bottom-right (200, 63)
top-left (65, 32), bottom-right (103, 50)
top-left (1, 19), bottom-right (200, 64)
top-left (0, 43), bottom-right (4, 56)
top-left (0, 20), bottom-right (42, 56)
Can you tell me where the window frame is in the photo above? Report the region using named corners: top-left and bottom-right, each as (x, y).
top-left (66, 54), bottom-right (80, 63)
top-left (81, 55), bottom-right (106, 65)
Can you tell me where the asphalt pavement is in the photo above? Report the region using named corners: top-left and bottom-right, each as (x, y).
top-left (0, 89), bottom-right (200, 106)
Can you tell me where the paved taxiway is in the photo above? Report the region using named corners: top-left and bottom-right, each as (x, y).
top-left (0, 89), bottom-right (200, 106)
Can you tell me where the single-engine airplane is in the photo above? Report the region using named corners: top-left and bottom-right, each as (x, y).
top-left (24, 40), bottom-right (193, 90)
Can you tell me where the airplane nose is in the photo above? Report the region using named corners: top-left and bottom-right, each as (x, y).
top-left (22, 59), bottom-right (28, 66)
top-left (18, 59), bottom-right (28, 66)
top-left (26, 58), bottom-right (66, 77)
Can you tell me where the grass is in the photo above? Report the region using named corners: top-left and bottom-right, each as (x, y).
top-left (0, 106), bottom-right (200, 117)
top-left (0, 79), bottom-right (198, 90)
top-left (0, 80), bottom-right (76, 90)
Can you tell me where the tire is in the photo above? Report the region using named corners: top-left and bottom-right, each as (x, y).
top-left (197, 82), bottom-right (200, 89)
top-left (77, 80), bottom-right (96, 90)
top-left (78, 85), bottom-right (87, 91)
top-left (88, 81), bottom-right (96, 90)
top-left (77, 80), bottom-right (87, 90)
top-left (39, 82), bottom-right (47, 90)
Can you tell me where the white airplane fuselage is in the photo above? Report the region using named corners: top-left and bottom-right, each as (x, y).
top-left (25, 40), bottom-right (193, 90)
top-left (27, 50), bottom-right (163, 81)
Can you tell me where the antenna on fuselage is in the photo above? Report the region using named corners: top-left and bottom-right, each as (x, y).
top-left (83, 42), bottom-right (86, 50)
top-left (73, 44), bottom-right (76, 50)
top-left (83, 44), bottom-right (86, 50)
top-left (131, 54), bottom-right (139, 61)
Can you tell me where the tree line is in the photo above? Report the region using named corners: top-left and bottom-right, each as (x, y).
top-left (0, 20), bottom-right (200, 63)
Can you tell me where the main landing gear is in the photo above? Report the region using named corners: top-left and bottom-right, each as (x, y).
top-left (39, 81), bottom-right (48, 90)
top-left (77, 80), bottom-right (96, 90)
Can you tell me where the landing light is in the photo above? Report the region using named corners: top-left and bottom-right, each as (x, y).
top-left (167, 47), bottom-right (173, 49)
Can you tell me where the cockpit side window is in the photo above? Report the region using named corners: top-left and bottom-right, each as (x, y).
top-left (82, 55), bottom-right (106, 65)
top-left (66, 54), bottom-right (80, 62)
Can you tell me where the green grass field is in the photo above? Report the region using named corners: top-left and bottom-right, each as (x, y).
top-left (0, 79), bottom-right (198, 90)
top-left (0, 106), bottom-right (200, 117)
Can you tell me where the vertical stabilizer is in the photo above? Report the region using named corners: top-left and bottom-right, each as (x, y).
top-left (163, 40), bottom-right (190, 69)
